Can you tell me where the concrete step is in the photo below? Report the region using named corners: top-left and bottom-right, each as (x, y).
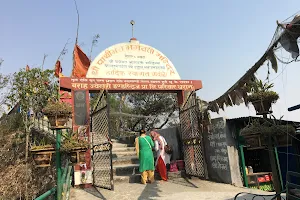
top-left (113, 164), bottom-right (139, 176)
top-left (113, 170), bottom-right (186, 183)
top-left (112, 147), bottom-right (136, 153)
top-left (112, 156), bottom-right (139, 165)
top-left (113, 174), bottom-right (140, 183)
top-left (112, 143), bottom-right (130, 148)
top-left (112, 151), bottom-right (136, 158)
top-left (155, 170), bottom-right (186, 179)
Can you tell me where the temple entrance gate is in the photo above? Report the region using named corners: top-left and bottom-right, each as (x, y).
top-left (60, 37), bottom-right (207, 190)
top-left (179, 91), bottom-right (207, 178)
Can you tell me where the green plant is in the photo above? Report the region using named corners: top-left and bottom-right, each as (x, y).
top-left (61, 130), bottom-right (89, 151)
top-left (249, 79), bottom-right (274, 93)
top-left (240, 119), bottom-right (295, 136)
top-left (6, 68), bottom-right (57, 114)
top-left (43, 101), bottom-right (72, 117)
top-left (247, 79), bottom-right (279, 103)
top-left (31, 137), bottom-right (54, 150)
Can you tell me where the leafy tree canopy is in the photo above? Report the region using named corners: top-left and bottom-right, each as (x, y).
top-left (6, 67), bottom-right (58, 116)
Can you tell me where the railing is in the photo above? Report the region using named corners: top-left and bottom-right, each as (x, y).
top-left (35, 187), bottom-right (56, 200)
top-left (233, 191), bottom-right (285, 200)
top-left (32, 116), bottom-right (53, 133)
top-left (234, 171), bottom-right (300, 200)
top-left (286, 171), bottom-right (300, 200)
top-left (31, 117), bottom-right (73, 200)
top-left (31, 116), bottom-right (71, 140)
top-left (34, 159), bottom-right (73, 200)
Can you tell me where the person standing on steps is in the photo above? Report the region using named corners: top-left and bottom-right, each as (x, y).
top-left (135, 129), bottom-right (155, 184)
top-left (150, 131), bottom-right (170, 181)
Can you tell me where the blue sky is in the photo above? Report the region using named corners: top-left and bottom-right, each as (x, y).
top-left (1, 0), bottom-right (300, 121)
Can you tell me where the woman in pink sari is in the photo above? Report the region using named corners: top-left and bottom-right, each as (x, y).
top-left (150, 131), bottom-right (170, 181)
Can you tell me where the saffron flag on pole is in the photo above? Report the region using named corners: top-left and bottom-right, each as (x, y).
top-left (72, 44), bottom-right (90, 78)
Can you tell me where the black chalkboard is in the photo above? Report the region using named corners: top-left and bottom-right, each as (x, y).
top-left (203, 117), bottom-right (231, 183)
top-left (74, 90), bottom-right (87, 125)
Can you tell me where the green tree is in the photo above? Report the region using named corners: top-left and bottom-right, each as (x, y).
top-left (0, 59), bottom-right (11, 114)
top-left (90, 92), bottom-right (178, 137)
top-left (127, 93), bottom-right (178, 130)
top-left (5, 67), bottom-right (57, 200)
top-left (6, 67), bottom-right (57, 115)
top-left (5, 67), bottom-right (58, 154)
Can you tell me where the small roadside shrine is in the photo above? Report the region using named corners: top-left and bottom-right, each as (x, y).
top-left (59, 37), bottom-right (208, 190)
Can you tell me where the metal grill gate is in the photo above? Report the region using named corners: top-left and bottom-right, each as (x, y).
top-left (179, 91), bottom-right (207, 178)
top-left (91, 91), bottom-right (114, 190)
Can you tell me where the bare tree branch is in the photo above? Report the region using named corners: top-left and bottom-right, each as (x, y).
top-left (41, 54), bottom-right (48, 70)
top-left (131, 118), bottom-right (143, 131)
top-left (156, 106), bottom-right (176, 129)
top-left (57, 38), bottom-right (71, 61)
top-left (89, 34), bottom-right (100, 61)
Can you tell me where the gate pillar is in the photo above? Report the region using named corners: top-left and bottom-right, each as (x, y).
top-left (72, 90), bottom-right (92, 186)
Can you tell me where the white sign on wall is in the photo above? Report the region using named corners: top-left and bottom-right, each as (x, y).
top-left (86, 40), bottom-right (181, 80)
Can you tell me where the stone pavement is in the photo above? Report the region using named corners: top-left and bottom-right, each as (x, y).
top-left (70, 178), bottom-right (285, 200)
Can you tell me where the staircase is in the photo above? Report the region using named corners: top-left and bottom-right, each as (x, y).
top-left (112, 139), bottom-right (185, 183)
top-left (112, 139), bottom-right (141, 183)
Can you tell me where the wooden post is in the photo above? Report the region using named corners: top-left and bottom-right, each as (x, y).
top-left (264, 114), bottom-right (281, 199)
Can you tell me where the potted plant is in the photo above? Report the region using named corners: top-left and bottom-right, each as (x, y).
top-left (43, 100), bottom-right (72, 127)
top-left (240, 119), bottom-right (296, 147)
top-left (271, 123), bottom-right (295, 145)
top-left (240, 120), bottom-right (266, 148)
top-left (61, 130), bottom-right (89, 164)
top-left (247, 79), bottom-right (279, 115)
top-left (30, 137), bottom-right (55, 167)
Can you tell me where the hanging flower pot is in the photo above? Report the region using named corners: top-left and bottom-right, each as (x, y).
top-left (61, 133), bottom-right (89, 164)
top-left (240, 119), bottom-right (295, 148)
top-left (31, 145), bottom-right (55, 167)
top-left (69, 149), bottom-right (87, 164)
top-left (276, 135), bottom-right (292, 146)
top-left (248, 91), bottom-right (279, 115)
top-left (47, 115), bottom-right (69, 127)
top-left (251, 100), bottom-right (272, 115)
top-left (42, 101), bottom-right (72, 127)
top-left (247, 80), bottom-right (279, 115)
top-left (274, 125), bottom-right (295, 146)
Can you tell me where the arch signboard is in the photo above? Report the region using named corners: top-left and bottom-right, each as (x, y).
top-left (86, 40), bottom-right (181, 80)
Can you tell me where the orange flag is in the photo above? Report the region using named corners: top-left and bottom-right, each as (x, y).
top-left (26, 65), bottom-right (30, 71)
top-left (72, 44), bottom-right (90, 78)
top-left (54, 60), bottom-right (62, 78)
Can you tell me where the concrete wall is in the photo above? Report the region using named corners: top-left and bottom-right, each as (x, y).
top-left (203, 117), bottom-right (243, 187)
top-left (226, 122), bottom-right (243, 187)
top-left (157, 126), bottom-right (182, 161)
